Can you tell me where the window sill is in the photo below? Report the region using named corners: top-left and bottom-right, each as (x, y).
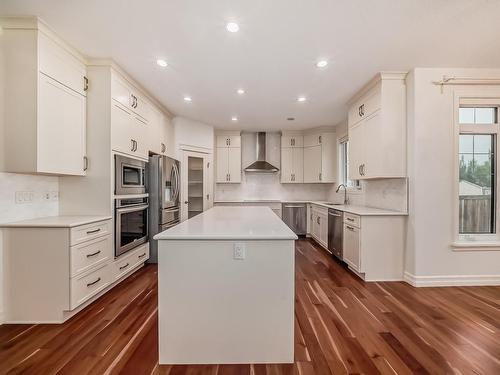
top-left (452, 241), bottom-right (500, 252)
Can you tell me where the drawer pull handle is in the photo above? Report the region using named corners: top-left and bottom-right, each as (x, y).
top-left (86, 250), bottom-right (101, 258)
top-left (86, 228), bottom-right (101, 234)
top-left (86, 277), bottom-right (101, 287)
top-left (138, 253), bottom-right (147, 259)
top-left (119, 263), bottom-right (130, 270)
top-left (347, 218), bottom-right (355, 222)
top-left (346, 225), bottom-right (355, 231)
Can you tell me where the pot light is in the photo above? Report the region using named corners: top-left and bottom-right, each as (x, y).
top-left (237, 88), bottom-right (245, 95)
top-left (231, 116), bottom-right (238, 122)
top-left (226, 22), bottom-right (239, 33)
top-left (184, 96), bottom-right (192, 102)
top-left (156, 59), bottom-right (168, 67)
top-left (316, 60), bottom-right (328, 68)
top-left (297, 96), bottom-right (307, 102)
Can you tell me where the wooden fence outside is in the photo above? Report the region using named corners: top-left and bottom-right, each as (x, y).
top-left (459, 195), bottom-right (493, 233)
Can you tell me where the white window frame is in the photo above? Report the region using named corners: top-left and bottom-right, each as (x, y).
top-left (338, 136), bottom-right (362, 193)
top-left (453, 88), bottom-right (500, 250)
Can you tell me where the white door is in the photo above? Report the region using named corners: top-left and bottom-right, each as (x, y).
top-left (227, 147), bottom-right (241, 183)
top-left (319, 211), bottom-right (328, 247)
top-left (348, 122), bottom-right (364, 180)
top-left (111, 101), bottom-right (135, 156)
top-left (37, 73), bottom-right (86, 175)
top-left (292, 147), bottom-right (304, 183)
top-left (280, 148), bottom-right (293, 183)
top-left (303, 145), bottom-right (321, 183)
top-left (216, 147), bottom-right (229, 183)
top-left (343, 224), bottom-right (361, 272)
top-left (228, 136), bottom-right (241, 148)
top-left (132, 116), bottom-right (148, 159)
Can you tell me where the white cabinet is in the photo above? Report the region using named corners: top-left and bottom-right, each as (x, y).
top-left (282, 134), bottom-right (303, 148)
top-left (348, 72), bottom-right (406, 179)
top-left (216, 134), bottom-right (241, 183)
top-left (310, 204), bottom-right (328, 249)
top-left (111, 75), bottom-right (150, 122)
top-left (343, 223), bottom-right (361, 272)
top-left (281, 147), bottom-right (303, 183)
top-left (148, 108), bottom-right (170, 156)
top-left (303, 132), bottom-right (336, 183)
top-left (0, 19), bottom-right (87, 175)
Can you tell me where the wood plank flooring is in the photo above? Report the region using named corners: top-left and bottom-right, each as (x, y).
top-left (1, 238), bottom-right (499, 374)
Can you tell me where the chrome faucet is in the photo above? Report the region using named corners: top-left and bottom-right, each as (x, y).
top-left (336, 184), bottom-right (348, 205)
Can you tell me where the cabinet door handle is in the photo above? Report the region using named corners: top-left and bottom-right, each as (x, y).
top-left (131, 139), bottom-right (135, 151)
top-left (347, 218), bottom-right (355, 222)
top-left (228, 173), bottom-right (231, 181)
top-left (358, 165), bottom-right (362, 176)
top-left (228, 138), bottom-right (231, 146)
top-left (134, 140), bottom-right (138, 152)
top-left (83, 156), bottom-right (89, 171)
top-left (346, 225), bottom-right (355, 231)
top-left (138, 252), bottom-right (147, 259)
top-left (86, 250), bottom-right (101, 258)
top-left (317, 217), bottom-right (320, 224)
top-left (318, 135), bottom-right (322, 144)
top-left (119, 262), bottom-right (130, 270)
top-left (83, 76), bottom-right (89, 91)
top-left (361, 164), bottom-right (365, 176)
top-left (319, 172), bottom-right (322, 181)
top-left (86, 277), bottom-right (101, 287)
top-left (86, 228), bottom-right (101, 234)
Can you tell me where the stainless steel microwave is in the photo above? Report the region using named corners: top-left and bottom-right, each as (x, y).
top-left (115, 155), bottom-right (146, 195)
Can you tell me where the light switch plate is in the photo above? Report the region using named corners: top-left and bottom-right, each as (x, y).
top-left (233, 242), bottom-right (246, 260)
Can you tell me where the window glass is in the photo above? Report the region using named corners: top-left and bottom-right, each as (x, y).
top-left (458, 134), bottom-right (495, 234)
top-left (339, 140), bottom-right (359, 189)
top-left (459, 107), bottom-right (497, 124)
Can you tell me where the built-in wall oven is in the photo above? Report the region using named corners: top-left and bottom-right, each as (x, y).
top-left (115, 196), bottom-right (149, 257)
top-left (115, 155), bottom-right (146, 195)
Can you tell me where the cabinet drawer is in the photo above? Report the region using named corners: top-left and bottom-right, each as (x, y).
top-left (70, 220), bottom-right (112, 246)
top-left (70, 263), bottom-right (111, 310)
top-left (348, 87), bottom-right (381, 127)
top-left (344, 213), bottom-right (361, 228)
top-left (70, 235), bottom-right (112, 277)
top-left (38, 32), bottom-right (87, 96)
top-left (113, 243), bottom-right (149, 281)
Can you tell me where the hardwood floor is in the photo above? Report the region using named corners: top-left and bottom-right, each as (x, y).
top-left (1, 238), bottom-right (499, 374)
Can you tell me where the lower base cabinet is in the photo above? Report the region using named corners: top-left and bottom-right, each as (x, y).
top-left (2, 219), bottom-right (150, 323)
top-left (310, 205), bottom-right (328, 249)
top-left (343, 221), bottom-right (361, 272)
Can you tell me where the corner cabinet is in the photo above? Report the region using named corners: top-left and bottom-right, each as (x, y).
top-left (1, 18), bottom-right (88, 175)
top-left (348, 72), bottom-right (407, 180)
top-left (216, 134), bottom-right (241, 183)
top-left (303, 132), bottom-right (336, 183)
top-left (281, 133), bottom-right (304, 183)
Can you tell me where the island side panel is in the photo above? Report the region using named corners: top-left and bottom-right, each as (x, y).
top-left (158, 239), bottom-right (295, 364)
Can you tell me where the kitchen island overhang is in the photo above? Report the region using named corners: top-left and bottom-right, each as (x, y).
top-left (154, 206), bottom-right (297, 365)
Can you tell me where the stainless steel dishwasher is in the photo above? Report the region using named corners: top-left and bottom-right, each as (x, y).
top-left (328, 209), bottom-right (343, 259)
top-left (281, 203), bottom-right (307, 235)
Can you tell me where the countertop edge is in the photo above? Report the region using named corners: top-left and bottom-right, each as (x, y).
top-left (0, 215), bottom-right (113, 228)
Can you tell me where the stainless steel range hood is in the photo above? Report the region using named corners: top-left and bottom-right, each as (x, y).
top-left (244, 132), bottom-right (279, 173)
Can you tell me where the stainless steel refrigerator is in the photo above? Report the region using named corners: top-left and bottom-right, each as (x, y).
top-left (147, 154), bottom-right (180, 263)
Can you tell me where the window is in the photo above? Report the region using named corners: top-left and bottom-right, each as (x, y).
top-left (458, 105), bottom-right (499, 240)
top-left (339, 139), bottom-right (360, 189)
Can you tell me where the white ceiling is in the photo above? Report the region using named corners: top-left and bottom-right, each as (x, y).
top-left (1, 0), bottom-right (500, 131)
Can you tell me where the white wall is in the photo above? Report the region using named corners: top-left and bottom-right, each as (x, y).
top-left (173, 116), bottom-right (214, 155)
top-left (0, 173), bottom-right (59, 322)
top-left (215, 132), bottom-right (333, 201)
top-left (406, 68), bottom-right (500, 285)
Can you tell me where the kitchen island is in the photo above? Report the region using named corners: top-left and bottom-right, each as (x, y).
top-left (154, 206), bottom-right (297, 364)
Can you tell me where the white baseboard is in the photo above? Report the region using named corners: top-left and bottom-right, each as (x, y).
top-left (404, 271), bottom-right (500, 287)
top-left (0, 311), bottom-right (4, 325)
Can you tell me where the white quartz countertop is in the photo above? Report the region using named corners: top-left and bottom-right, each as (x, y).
top-left (154, 206), bottom-right (298, 240)
top-left (214, 200), bottom-right (407, 216)
top-left (0, 215), bottom-right (112, 228)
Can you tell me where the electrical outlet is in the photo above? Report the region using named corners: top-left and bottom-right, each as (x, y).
top-left (15, 191), bottom-right (34, 204)
top-left (42, 192), bottom-right (51, 201)
top-left (233, 242), bottom-right (246, 260)
top-left (50, 191), bottom-right (59, 201)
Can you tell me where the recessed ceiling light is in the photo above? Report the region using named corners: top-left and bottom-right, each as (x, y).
top-left (226, 22), bottom-right (239, 33)
top-left (156, 59), bottom-right (168, 67)
top-left (237, 88), bottom-right (245, 95)
top-left (231, 116), bottom-right (238, 122)
top-left (297, 96), bottom-right (307, 102)
top-left (184, 96), bottom-right (192, 102)
top-left (316, 60), bottom-right (328, 68)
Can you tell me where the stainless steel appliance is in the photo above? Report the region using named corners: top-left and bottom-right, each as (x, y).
top-left (281, 203), bottom-right (307, 235)
top-left (147, 155), bottom-right (181, 263)
top-left (328, 209), bottom-right (343, 259)
top-left (244, 132), bottom-right (279, 173)
top-left (115, 155), bottom-right (146, 195)
top-left (115, 196), bottom-right (149, 257)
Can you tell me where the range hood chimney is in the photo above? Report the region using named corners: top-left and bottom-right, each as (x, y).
top-left (244, 132), bottom-right (279, 173)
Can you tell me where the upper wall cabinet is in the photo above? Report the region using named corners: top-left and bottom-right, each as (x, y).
top-left (303, 132), bottom-right (336, 183)
top-left (348, 72), bottom-right (407, 180)
top-left (216, 133), bottom-right (241, 183)
top-left (0, 18), bottom-right (88, 175)
top-left (282, 134), bottom-right (304, 148)
top-left (281, 133), bottom-right (303, 183)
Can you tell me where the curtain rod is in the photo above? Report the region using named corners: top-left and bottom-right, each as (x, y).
top-left (432, 76), bottom-right (500, 92)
